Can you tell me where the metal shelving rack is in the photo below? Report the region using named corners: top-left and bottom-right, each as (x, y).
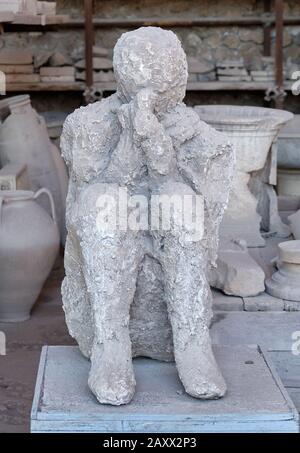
top-left (0, 0), bottom-right (296, 107)
top-left (83, 0), bottom-right (293, 107)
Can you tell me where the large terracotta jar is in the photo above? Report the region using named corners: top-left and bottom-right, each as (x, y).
top-left (0, 189), bottom-right (59, 322)
top-left (0, 95), bottom-right (68, 244)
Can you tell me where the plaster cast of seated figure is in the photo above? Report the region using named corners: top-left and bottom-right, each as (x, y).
top-left (61, 27), bottom-right (234, 405)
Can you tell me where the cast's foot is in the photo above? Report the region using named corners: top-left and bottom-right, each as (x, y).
top-left (64, 315), bottom-right (94, 359)
top-left (175, 333), bottom-right (226, 400)
top-left (88, 347), bottom-right (136, 405)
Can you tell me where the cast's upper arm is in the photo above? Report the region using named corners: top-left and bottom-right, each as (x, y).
top-left (175, 107), bottom-right (235, 265)
top-left (61, 97), bottom-right (121, 182)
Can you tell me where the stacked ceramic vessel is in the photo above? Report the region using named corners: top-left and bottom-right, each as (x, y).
top-left (0, 95), bottom-right (65, 321)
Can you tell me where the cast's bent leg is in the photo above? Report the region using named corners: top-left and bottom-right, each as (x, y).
top-left (153, 182), bottom-right (226, 399)
top-left (77, 183), bottom-right (143, 405)
top-left (161, 235), bottom-right (226, 398)
top-left (62, 228), bottom-right (94, 358)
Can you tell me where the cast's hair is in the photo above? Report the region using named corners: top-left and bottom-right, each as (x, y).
top-left (113, 27), bottom-right (188, 96)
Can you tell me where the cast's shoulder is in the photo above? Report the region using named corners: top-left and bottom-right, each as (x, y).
top-left (164, 102), bottom-right (199, 125)
top-left (164, 102), bottom-right (221, 137)
top-left (62, 93), bottom-right (122, 133)
top-left (182, 104), bottom-right (233, 147)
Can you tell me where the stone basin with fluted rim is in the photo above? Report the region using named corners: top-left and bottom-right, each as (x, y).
top-left (194, 105), bottom-right (293, 247)
top-left (195, 105), bottom-right (293, 173)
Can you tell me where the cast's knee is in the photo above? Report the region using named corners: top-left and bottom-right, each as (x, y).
top-left (76, 183), bottom-right (123, 239)
top-left (78, 183), bottom-right (120, 215)
top-left (152, 181), bottom-right (204, 244)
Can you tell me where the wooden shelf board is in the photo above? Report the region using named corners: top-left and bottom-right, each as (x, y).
top-left (61, 16), bottom-right (300, 28)
top-left (0, 14), bottom-right (69, 26)
top-left (187, 81), bottom-right (293, 91)
top-left (5, 82), bottom-right (84, 92)
top-left (4, 81), bottom-right (293, 93)
top-left (2, 15), bottom-right (300, 28)
top-left (0, 12), bottom-right (14, 23)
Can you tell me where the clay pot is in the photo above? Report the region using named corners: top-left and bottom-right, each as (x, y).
top-left (41, 111), bottom-right (69, 244)
top-left (0, 95), bottom-right (67, 244)
top-left (0, 189), bottom-right (59, 322)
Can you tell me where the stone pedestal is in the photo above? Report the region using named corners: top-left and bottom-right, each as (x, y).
top-left (289, 210), bottom-right (300, 240)
top-left (266, 240), bottom-right (300, 302)
top-left (278, 169), bottom-right (300, 197)
top-left (31, 346), bottom-right (299, 433)
top-left (278, 114), bottom-right (300, 169)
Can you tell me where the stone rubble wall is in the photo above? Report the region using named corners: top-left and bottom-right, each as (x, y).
top-left (1, 0), bottom-right (299, 112)
top-left (54, 0), bottom-right (300, 68)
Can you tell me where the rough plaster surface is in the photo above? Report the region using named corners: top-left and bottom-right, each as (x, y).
top-left (61, 27), bottom-right (234, 405)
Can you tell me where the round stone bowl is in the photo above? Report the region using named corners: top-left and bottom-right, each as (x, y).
top-left (278, 240), bottom-right (300, 264)
top-left (194, 105), bottom-right (293, 174)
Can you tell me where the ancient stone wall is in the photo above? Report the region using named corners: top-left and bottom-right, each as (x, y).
top-left (1, 0), bottom-right (299, 112)
top-left (56, 0), bottom-right (300, 68)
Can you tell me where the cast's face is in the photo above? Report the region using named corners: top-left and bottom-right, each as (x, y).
top-left (113, 27), bottom-right (188, 111)
top-left (116, 66), bottom-right (187, 112)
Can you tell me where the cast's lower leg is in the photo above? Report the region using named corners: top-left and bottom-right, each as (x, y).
top-left (62, 228), bottom-right (94, 358)
top-left (160, 233), bottom-right (226, 399)
top-left (73, 182), bottom-right (144, 405)
top-left (80, 229), bottom-right (142, 405)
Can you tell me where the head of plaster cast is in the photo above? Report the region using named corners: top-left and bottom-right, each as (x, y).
top-left (113, 27), bottom-right (188, 113)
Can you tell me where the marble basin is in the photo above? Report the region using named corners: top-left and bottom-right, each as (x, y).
top-left (195, 105), bottom-right (293, 247)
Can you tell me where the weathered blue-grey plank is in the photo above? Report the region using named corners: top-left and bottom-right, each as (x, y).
top-left (31, 346), bottom-right (47, 425)
top-left (267, 351), bottom-right (300, 388)
top-left (31, 346), bottom-right (299, 433)
top-left (211, 312), bottom-right (300, 351)
top-left (265, 349), bottom-right (300, 421)
top-left (286, 389), bottom-right (300, 413)
top-left (31, 419), bottom-right (297, 433)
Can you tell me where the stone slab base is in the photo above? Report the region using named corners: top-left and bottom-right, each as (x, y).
top-left (31, 345), bottom-right (299, 433)
top-left (212, 290), bottom-right (300, 312)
